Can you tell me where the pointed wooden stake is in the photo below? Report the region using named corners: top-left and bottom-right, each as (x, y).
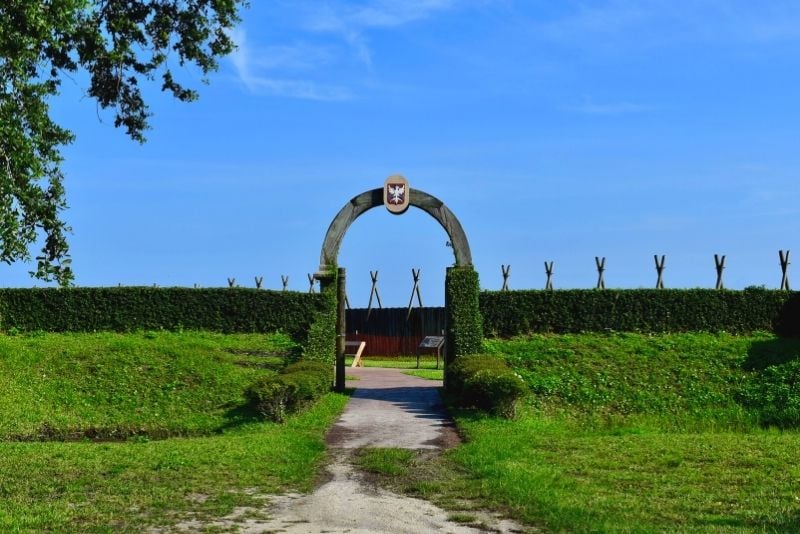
top-left (308, 273), bottom-right (317, 294)
top-left (654, 255), bottom-right (666, 289)
top-left (407, 268), bottom-right (423, 320)
top-left (780, 250), bottom-right (791, 290)
top-left (501, 265), bottom-right (511, 291)
top-left (595, 257), bottom-right (606, 289)
top-left (714, 254), bottom-right (726, 290)
top-left (366, 270), bottom-right (383, 318)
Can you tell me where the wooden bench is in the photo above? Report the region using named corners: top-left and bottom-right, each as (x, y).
top-left (346, 341), bottom-right (367, 368)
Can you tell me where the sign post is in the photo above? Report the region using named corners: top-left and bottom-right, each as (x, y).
top-left (417, 335), bottom-right (445, 369)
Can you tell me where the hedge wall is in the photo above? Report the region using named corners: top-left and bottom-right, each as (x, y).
top-left (300, 271), bottom-right (338, 363)
top-left (445, 267), bottom-right (484, 359)
top-left (0, 287), bottom-right (326, 338)
top-left (480, 288), bottom-right (800, 337)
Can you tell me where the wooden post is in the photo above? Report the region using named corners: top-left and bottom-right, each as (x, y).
top-left (780, 250), bottom-right (791, 290)
top-left (714, 254), bottom-right (726, 290)
top-left (595, 257), bottom-right (606, 289)
top-left (281, 275), bottom-right (289, 291)
top-left (501, 264), bottom-right (511, 291)
top-left (654, 255), bottom-right (666, 289)
top-left (544, 261), bottom-right (554, 290)
top-left (407, 268), bottom-right (423, 320)
top-left (335, 268), bottom-right (346, 392)
top-left (254, 276), bottom-right (263, 289)
top-left (307, 273), bottom-right (316, 293)
top-left (366, 270), bottom-right (383, 318)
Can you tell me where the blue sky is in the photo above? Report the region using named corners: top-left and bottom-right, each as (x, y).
top-left (8, 0), bottom-right (799, 305)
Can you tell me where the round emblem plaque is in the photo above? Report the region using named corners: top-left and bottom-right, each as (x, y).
top-left (383, 175), bottom-right (410, 215)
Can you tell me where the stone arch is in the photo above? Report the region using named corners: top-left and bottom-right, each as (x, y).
top-left (318, 187), bottom-right (472, 271)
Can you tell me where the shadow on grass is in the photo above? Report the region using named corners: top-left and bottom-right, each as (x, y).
top-left (739, 335), bottom-right (800, 429)
top-left (217, 387), bottom-right (355, 433)
top-left (775, 291), bottom-right (800, 338)
top-left (742, 291), bottom-right (800, 370)
top-left (701, 510), bottom-right (800, 532)
top-left (215, 403), bottom-right (265, 431)
top-left (763, 510), bottom-right (800, 531)
top-left (5, 388), bottom-right (352, 442)
top-left (742, 337), bottom-right (800, 371)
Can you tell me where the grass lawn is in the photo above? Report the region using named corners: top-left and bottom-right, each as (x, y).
top-left (0, 330), bottom-right (299, 440)
top-left (363, 332), bottom-right (800, 532)
top-left (345, 354), bottom-right (441, 369)
top-left (343, 355), bottom-right (444, 379)
top-left (0, 394), bottom-right (348, 531)
top-left (403, 369), bottom-right (444, 380)
top-left (0, 331), bottom-right (349, 531)
top-left (444, 411), bottom-right (800, 532)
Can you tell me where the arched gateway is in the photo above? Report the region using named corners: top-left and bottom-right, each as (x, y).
top-left (317, 176), bottom-right (473, 271)
top-left (316, 176), bottom-right (476, 391)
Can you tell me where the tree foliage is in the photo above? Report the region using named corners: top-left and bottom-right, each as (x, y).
top-left (0, 0), bottom-right (247, 285)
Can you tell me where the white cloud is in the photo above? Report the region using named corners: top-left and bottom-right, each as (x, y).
top-left (228, 1), bottom-right (473, 97)
top-left (229, 29), bottom-right (352, 100)
top-left (303, 0), bottom-right (460, 65)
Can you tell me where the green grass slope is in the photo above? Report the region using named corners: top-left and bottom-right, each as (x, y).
top-left (0, 331), bottom-right (348, 531)
top-left (485, 331), bottom-right (800, 429)
top-left (0, 331), bottom-right (296, 440)
top-left (411, 333), bottom-right (800, 532)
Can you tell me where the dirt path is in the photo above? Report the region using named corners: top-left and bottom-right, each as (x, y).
top-left (175, 368), bottom-right (527, 533)
top-left (326, 367), bottom-right (462, 449)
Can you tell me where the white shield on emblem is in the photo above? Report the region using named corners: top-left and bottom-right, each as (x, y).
top-left (383, 175), bottom-right (410, 214)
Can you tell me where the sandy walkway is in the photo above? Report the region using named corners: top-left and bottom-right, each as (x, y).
top-left (326, 367), bottom-right (461, 449)
top-left (174, 368), bottom-right (528, 533)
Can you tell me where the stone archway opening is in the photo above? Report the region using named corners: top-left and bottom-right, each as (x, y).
top-left (315, 176), bottom-right (477, 391)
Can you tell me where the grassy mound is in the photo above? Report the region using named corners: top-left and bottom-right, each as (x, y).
top-left (384, 333), bottom-right (800, 532)
top-left (484, 331), bottom-right (800, 429)
top-left (0, 331), bottom-right (298, 440)
top-left (0, 330), bottom-right (349, 531)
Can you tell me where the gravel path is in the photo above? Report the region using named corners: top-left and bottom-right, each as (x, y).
top-left (175, 368), bottom-right (528, 533)
top-left (326, 367), bottom-right (461, 449)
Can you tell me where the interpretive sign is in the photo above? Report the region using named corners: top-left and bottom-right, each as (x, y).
top-left (417, 335), bottom-right (445, 369)
top-left (419, 336), bottom-right (445, 348)
top-left (383, 174), bottom-right (410, 214)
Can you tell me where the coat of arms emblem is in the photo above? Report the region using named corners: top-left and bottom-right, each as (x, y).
top-left (387, 183), bottom-right (405, 205)
top-left (383, 175), bottom-right (410, 214)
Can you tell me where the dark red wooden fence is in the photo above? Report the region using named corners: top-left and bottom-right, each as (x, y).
top-left (346, 307), bottom-right (445, 356)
